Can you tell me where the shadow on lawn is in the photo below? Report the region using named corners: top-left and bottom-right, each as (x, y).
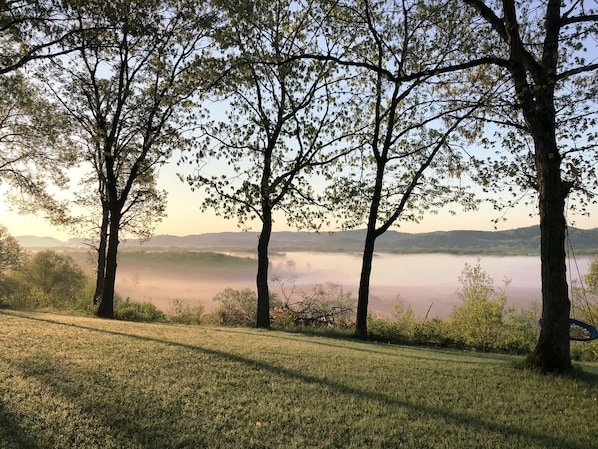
top-left (3, 310), bottom-right (595, 449)
top-left (210, 326), bottom-right (520, 367)
top-left (0, 401), bottom-right (44, 449)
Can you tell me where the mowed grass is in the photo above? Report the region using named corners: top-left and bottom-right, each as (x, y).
top-left (1, 311), bottom-right (597, 449)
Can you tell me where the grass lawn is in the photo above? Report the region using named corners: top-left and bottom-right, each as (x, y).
top-left (1, 310), bottom-right (597, 449)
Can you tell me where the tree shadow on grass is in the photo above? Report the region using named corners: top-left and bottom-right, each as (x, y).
top-left (210, 325), bottom-right (522, 367)
top-left (3, 311), bottom-right (596, 449)
top-left (0, 402), bottom-right (43, 449)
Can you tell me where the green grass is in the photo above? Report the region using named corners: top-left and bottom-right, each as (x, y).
top-left (1, 310), bottom-right (597, 449)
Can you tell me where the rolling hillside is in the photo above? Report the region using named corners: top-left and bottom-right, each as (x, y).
top-left (16, 225), bottom-right (598, 255)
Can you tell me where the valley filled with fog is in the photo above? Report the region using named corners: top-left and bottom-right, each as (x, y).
top-left (112, 251), bottom-right (593, 319)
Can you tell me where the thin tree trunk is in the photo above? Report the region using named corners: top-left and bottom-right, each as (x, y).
top-left (355, 227), bottom-right (377, 337)
top-left (355, 161), bottom-right (385, 337)
top-left (256, 205), bottom-right (272, 328)
top-left (97, 211), bottom-right (120, 319)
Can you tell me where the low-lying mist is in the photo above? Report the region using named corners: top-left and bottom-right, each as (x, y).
top-left (110, 251), bottom-right (592, 319)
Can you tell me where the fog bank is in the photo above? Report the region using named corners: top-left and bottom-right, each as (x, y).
top-left (114, 252), bottom-right (592, 319)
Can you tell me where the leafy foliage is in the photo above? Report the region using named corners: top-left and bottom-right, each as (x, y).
top-left (167, 298), bottom-right (205, 325)
top-left (0, 71), bottom-right (76, 220)
top-left (1, 250), bottom-right (91, 311)
top-left (0, 224), bottom-right (23, 274)
top-left (207, 288), bottom-right (260, 326)
top-left (449, 259), bottom-right (509, 348)
top-left (367, 260), bottom-right (543, 356)
top-left (114, 298), bottom-right (167, 323)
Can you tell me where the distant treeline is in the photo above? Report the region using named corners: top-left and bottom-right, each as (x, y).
top-left (16, 225), bottom-right (598, 255)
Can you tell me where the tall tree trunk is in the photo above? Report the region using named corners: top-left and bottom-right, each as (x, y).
top-left (93, 204), bottom-right (109, 305)
top-left (97, 210), bottom-right (120, 319)
top-left (355, 227), bottom-right (377, 337)
top-left (527, 129), bottom-right (572, 373)
top-left (355, 161), bottom-right (385, 337)
top-left (256, 205), bottom-right (273, 328)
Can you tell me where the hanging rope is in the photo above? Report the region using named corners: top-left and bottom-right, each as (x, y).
top-left (565, 225), bottom-right (597, 328)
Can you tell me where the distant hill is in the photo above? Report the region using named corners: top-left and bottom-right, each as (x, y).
top-left (16, 226), bottom-right (598, 255)
top-left (15, 236), bottom-right (70, 248)
top-left (119, 225), bottom-right (598, 255)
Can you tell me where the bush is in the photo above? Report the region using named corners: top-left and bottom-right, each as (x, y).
top-left (365, 261), bottom-right (547, 354)
top-left (114, 297), bottom-right (166, 322)
top-left (499, 303), bottom-right (541, 353)
top-left (413, 318), bottom-right (451, 346)
top-left (571, 340), bottom-right (598, 362)
top-left (167, 298), bottom-right (204, 325)
top-left (1, 250), bottom-right (91, 312)
top-left (206, 288), bottom-right (259, 326)
top-left (367, 312), bottom-right (404, 343)
top-left (448, 259), bottom-right (510, 350)
top-left (390, 296), bottom-right (417, 339)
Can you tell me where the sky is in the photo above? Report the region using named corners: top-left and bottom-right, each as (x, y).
top-left (1, 156), bottom-right (596, 241)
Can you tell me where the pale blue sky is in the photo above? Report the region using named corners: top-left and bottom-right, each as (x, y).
top-left (1, 157), bottom-right (594, 241)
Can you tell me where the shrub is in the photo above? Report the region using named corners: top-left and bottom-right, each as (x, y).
top-left (168, 298), bottom-right (204, 325)
top-left (390, 296), bottom-right (417, 339)
top-left (448, 259), bottom-right (510, 350)
top-left (367, 312), bottom-right (404, 343)
top-left (413, 318), bottom-right (451, 346)
top-left (366, 297), bottom-right (419, 343)
top-left (1, 250), bottom-right (91, 311)
top-left (208, 288), bottom-right (259, 326)
top-left (114, 298), bottom-right (166, 322)
top-left (270, 306), bottom-right (296, 329)
top-left (499, 303), bottom-right (541, 353)
top-left (571, 340), bottom-right (598, 362)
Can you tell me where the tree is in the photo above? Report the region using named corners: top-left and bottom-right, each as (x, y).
top-left (16, 249), bottom-right (87, 302)
top-left (0, 0), bottom-right (87, 75)
top-left (319, 0), bottom-right (485, 336)
top-left (73, 171), bottom-right (166, 305)
top-left (0, 71), bottom-right (76, 221)
top-left (0, 1), bottom-right (91, 221)
top-left (45, 0), bottom-right (216, 317)
top-left (186, 0), bottom-right (351, 328)
top-left (462, 0), bottom-right (598, 373)
top-left (0, 224), bottom-right (22, 274)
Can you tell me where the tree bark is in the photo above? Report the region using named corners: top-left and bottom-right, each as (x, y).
top-left (526, 128), bottom-right (572, 372)
top-left (355, 227), bottom-right (377, 337)
top-left (355, 156), bottom-right (386, 337)
top-left (93, 203), bottom-right (109, 304)
top-left (256, 204), bottom-right (272, 329)
top-left (96, 210), bottom-right (120, 319)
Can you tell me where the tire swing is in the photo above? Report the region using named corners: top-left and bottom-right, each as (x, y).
top-left (538, 318), bottom-right (598, 342)
top-left (538, 226), bottom-right (598, 342)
